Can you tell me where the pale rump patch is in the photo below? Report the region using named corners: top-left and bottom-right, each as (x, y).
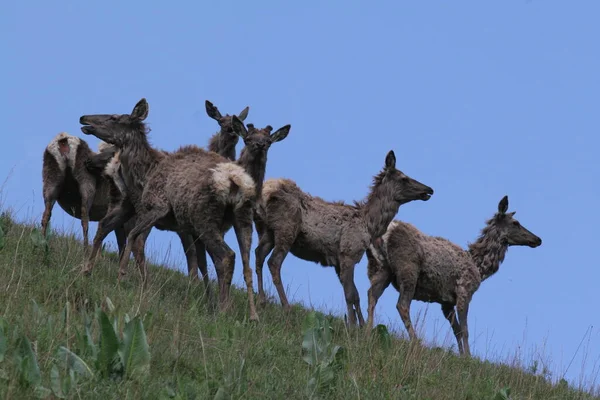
top-left (97, 141), bottom-right (113, 152)
top-left (46, 132), bottom-right (81, 171)
top-left (104, 151), bottom-right (126, 195)
top-left (262, 178), bottom-right (294, 202)
top-left (210, 162), bottom-right (256, 207)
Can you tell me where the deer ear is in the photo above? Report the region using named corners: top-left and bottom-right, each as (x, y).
top-left (498, 195), bottom-right (509, 214)
top-left (271, 125), bottom-right (291, 143)
top-left (232, 115), bottom-right (248, 138)
top-left (131, 98), bottom-right (149, 121)
top-left (238, 106), bottom-right (249, 121)
top-left (205, 100), bottom-right (222, 121)
top-left (385, 150), bottom-right (396, 169)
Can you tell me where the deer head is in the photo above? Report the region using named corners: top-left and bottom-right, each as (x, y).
top-left (206, 100), bottom-right (249, 136)
top-left (493, 196), bottom-right (542, 248)
top-left (80, 98), bottom-right (149, 147)
top-left (232, 116), bottom-right (290, 157)
top-left (377, 150), bottom-right (434, 204)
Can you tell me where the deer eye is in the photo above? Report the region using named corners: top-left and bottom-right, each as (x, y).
top-left (512, 221), bottom-right (520, 226)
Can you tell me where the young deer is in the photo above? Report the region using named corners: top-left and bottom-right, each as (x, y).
top-left (80, 98), bottom-right (289, 322)
top-left (365, 195), bottom-right (542, 356)
top-left (41, 132), bottom-right (127, 251)
top-left (82, 100), bottom-right (251, 290)
top-left (255, 151), bottom-right (434, 326)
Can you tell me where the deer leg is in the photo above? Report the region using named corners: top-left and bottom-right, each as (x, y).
top-left (366, 269), bottom-right (392, 330)
top-left (441, 303), bottom-right (463, 355)
top-left (267, 240), bottom-right (293, 311)
top-left (255, 229), bottom-right (274, 306)
top-left (41, 177), bottom-right (62, 239)
top-left (83, 201), bottom-right (134, 275)
top-left (192, 236), bottom-right (211, 301)
top-left (78, 181), bottom-right (96, 251)
top-left (131, 228), bottom-right (151, 282)
top-left (337, 263), bottom-right (362, 327)
top-left (201, 231), bottom-right (236, 313)
top-left (233, 207), bottom-right (259, 322)
top-left (119, 207), bottom-right (167, 282)
top-left (114, 227), bottom-right (127, 258)
top-left (396, 276), bottom-right (418, 341)
top-left (179, 232), bottom-right (199, 280)
top-left (456, 294), bottom-right (471, 357)
top-left (41, 199), bottom-right (56, 239)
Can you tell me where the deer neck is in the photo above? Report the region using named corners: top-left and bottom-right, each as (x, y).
top-left (208, 130), bottom-right (238, 161)
top-left (468, 224), bottom-right (508, 281)
top-left (236, 148), bottom-right (266, 200)
top-left (119, 136), bottom-right (161, 194)
top-left (362, 186), bottom-right (402, 240)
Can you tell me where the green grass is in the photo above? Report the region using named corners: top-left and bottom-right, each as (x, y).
top-left (0, 210), bottom-right (597, 400)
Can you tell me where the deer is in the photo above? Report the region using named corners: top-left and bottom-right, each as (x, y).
top-left (365, 195), bottom-right (542, 356)
top-left (79, 98), bottom-right (290, 322)
top-left (41, 132), bottom-right (130, 253)
top-left (81, 100), bottom-right (250, 292)
top-left (254, 150), bottom-right (434, 326)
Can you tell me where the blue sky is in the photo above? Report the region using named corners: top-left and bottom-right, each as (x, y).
top-left (2, 0), bottom-right (599, 390)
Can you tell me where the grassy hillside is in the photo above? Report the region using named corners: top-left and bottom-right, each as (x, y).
top-left (0, 211), bottom-right (597, 400)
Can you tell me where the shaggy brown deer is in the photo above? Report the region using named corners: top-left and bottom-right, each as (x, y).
top-left (205, 100), bottom-right (249, 161)
top-left (183, 120), bottom-right (291, 286)
top-left (179, 100), bottom-right (250, 286)
top-left (365, 195), bottom-right (542, 356)
top-left (79, 98), bottom-right (289, 322)
top-left (41, 132), bottom-right (128, 251)
top-left (254, 151), bottom-right (434, 326)
top-left (82, 100), bottom-right (251, 289)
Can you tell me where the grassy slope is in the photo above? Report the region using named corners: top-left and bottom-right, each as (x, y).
top-left (0, 213), bottom-right (597, 400)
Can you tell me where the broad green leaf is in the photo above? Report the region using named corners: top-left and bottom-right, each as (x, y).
top-left (56, 346), bottom-right (93, 378)
top-left (0, 225), bottom-right (5, 251)
top-left (330, 345), bottom-right (345, 367)
top-left (50, 365), bottom-right (66, 399)
top-left (492, 387), bottom-right (512, 400)
top-left (76, 313), bottom-right (97, 359)
top-left (96, 311), bottom-right (120, 378)
top-left (84, 322), bottom-right (97, 360)
top-left (214, 387), bottom-right (228, 400)
top-left (16, 335), bottom-right (41, 388)
top-left (120, 316), bottom-right (150, 380)
top-left (105, 297), bottom-right (116, 314)
top-left (302, 328), bottom-right (320, 366)
top-left (63, 368), bottom-right (74, 396)
top-left (374, 324), bottom-right (392, 349)
top-left (33, 385), bottom-right (51, 398)
top-left (30, 228), bottom-right (47, 248)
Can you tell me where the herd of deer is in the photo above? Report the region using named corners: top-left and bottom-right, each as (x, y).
top-left (40, 98), bottom-right (542, 356)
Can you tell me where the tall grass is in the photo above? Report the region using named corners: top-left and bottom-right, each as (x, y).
top-left (0, 210), bottom-right (598, 399)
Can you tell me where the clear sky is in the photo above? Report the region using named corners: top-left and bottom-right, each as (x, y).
top-left (2, 0), bottom-right (599, 390)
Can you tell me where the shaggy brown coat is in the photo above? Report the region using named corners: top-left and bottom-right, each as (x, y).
top-left (79, 98), bottom-right (288, 322)
top-left (41, 132), bottom-right (127, 251)
top-left (254, 151), bottom-right (434, 326)
top-left (365, 195), bottom-right (542, 356)
top-left (82, 100), bottom-right (250, 290)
